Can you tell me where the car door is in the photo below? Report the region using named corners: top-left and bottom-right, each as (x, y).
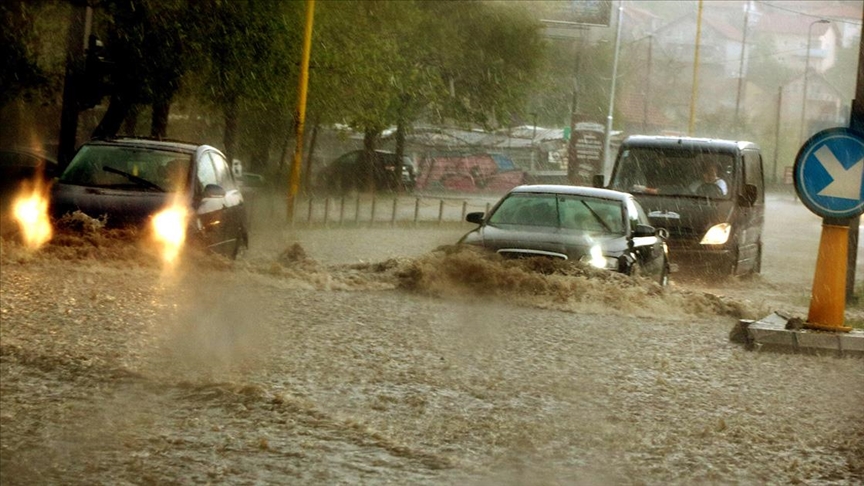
top-left (627, 197), bottom-right (666, 276)
top-left (209, 150), bottom-right (245, 249)
top-left (194, 149), bottom-right (234, 252)
top-left (736, 148), bottom-right (765, 272)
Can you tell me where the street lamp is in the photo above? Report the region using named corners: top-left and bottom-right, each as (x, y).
top-left (799, 19), bottom-right (830, 144)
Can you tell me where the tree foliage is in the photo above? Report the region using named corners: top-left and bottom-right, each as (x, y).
top-left (4, 0), bottom-right (547, 178)
top-left (0, 1), bottom-right (47, 107)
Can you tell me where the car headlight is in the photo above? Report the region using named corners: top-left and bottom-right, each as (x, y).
top-left (700, 223), bottom-right (731, 245)
top-left (580, 245), bottom-right (618, 270)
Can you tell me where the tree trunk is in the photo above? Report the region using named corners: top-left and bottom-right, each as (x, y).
top-left (303, 119), bottom-right (320, 195)
top-left (222, 96), bottom-right (238, 165)
top-left (150, 99), bottom-right (170, 139)
top-left (122, 104), bottom-right (139, 136)
top-left (363, 129), bottom-right (380, 193)
top-left (92, 94), bottom-right (133, 139)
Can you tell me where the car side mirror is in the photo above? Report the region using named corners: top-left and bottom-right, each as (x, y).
top-left (466, 212), bottom-right (484, 225)
top-left (633, 224), bottom-right (656, 238)
top-left (592, 174), bottom-right (605, 188)
top-left (203, 183), bottom-right (227, 198)
top-left (739, 183), bottom-right (758, 207)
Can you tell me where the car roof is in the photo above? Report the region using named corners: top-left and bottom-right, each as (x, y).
top-left (621, 135), bottom-right (759, 152)
top-left (508, 184), bottom-right (631, 202)
top-left (84, 137), bottom-right (205, 154)
top-left (0, 146), bottom-right (58, 165)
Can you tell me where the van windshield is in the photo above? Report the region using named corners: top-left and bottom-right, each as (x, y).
top-left (609, 147), bottom-right (735, 200)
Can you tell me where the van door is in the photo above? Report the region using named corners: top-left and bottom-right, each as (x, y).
top-left (736, 149), bottom-right (765, 274)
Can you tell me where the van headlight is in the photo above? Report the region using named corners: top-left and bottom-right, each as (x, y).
top-left (700, 223), bottom-right (731, 245)
top-left (581, 245), bottom-right (618, 270)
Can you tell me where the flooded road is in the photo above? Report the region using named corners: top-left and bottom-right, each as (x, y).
top-left (1, 192), bottom-right (862, 485)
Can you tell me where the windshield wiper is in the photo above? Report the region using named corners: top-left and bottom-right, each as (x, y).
top-left (580, 200), bottom-right (613, 233)
top-left (102, 165), bottom-right (165, 192)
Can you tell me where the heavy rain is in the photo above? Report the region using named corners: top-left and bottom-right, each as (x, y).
top-left (1, 1), bottom-right (863, 485)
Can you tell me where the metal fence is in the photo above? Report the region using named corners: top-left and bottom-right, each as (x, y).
top-left (246, 192), bottom-right (502, 227)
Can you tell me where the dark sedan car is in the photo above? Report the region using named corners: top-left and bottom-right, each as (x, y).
top-left (459, 185), bottom-right (670, 285)
top-left (317, 149), bottom-right (417, 193)
top-left (51, 137), bottom-right (248, 258)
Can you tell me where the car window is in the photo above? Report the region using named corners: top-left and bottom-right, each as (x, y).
top-left (743, 150), bottom-right (763, 202)
top-left (197, 151), bottom-right (218, 187)
top-left (488, 194), bottom-right (558, 227)
top-left (559, 195), bottom-right (625, 235)
top-left (626, 197), bottom-right (649, 232)
top-left (60, 144), bottom-right (191, 192)
top-left (208, 151), bottom-right (236, 190)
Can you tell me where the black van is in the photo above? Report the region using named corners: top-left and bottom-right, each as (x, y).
top-left (595, 135), bottom-right (765, 276)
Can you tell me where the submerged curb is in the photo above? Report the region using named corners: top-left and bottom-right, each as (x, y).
top-left (731, 312), bottom-right (864, 357)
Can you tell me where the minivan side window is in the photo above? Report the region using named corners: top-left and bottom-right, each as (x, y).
top-left (743, 150), bottom-right (764, 203)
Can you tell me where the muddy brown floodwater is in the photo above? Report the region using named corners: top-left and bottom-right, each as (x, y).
top-left (1, 192), bottom-right (862, 485)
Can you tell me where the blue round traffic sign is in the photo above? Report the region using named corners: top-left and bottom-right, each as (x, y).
top-left (794, 127), bottom-right (864, 219)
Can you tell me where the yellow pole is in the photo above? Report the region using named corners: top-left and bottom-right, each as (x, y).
top-left (287, 0), bottom-right (316, 224)
top-left (807, 222), bottom-right (852, 331)
top-left (688, 0), bottom-right (703, 136)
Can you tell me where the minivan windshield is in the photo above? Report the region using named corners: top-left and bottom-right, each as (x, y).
top-left (609, 147), bottom-right (735, 199)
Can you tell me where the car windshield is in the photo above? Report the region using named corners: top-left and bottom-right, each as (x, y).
top-left (609, 147), bottom-right (735, 199)
top-left (60, 145), bottom-right (191, 192)
top-left (487, 193), bottom-right (625, 235)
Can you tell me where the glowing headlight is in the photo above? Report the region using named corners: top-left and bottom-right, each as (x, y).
top-left (700, 223), bottom-right (731, 245)
top-left (581, 245), bottom-right (618, 270)
top-left (152, 205), bottom-right (189, 264)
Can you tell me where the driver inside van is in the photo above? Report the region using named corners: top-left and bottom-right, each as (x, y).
top-left (689, 161), bottom-right (727, 196)
top-left (632, 160), bottom-right (727, 197)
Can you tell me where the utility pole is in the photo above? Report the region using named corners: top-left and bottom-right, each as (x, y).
top-left (845, 9), bottom-right (864, 303)
top-left (799, 19), bottom-right (830, 145)
top-left (734, 3), bottom-right (750, 130)
top-left (688, 0), bottom-right (704, 136)
top-left (602, 3), bottom-right (624, 178)
top-left (642, 34), bottom-right (653, 133)
top-left (772, 85), bottom-right (783, 184)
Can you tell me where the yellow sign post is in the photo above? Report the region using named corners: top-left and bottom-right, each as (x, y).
top-left (287, 0), bottom-right (316, 224)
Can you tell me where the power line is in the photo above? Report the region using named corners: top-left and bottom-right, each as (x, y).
top-left (760, 1), bottom-right (863, 27)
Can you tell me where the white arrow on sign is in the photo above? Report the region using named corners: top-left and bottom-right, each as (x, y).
top-left (814, 145), bottom-right (863, 200)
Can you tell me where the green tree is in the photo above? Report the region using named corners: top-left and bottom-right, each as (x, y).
top-left (187, 0), bottom-right (302, 168)
top-left (0, 1), bottom-right (47, 107)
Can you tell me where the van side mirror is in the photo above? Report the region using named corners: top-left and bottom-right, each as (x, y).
top-left (739, 183), bottom-right (758, 207)
top-left (466, 212), bottom-right (484, 225)
top-left (592, 174), bottom-right (605, 188)
top-left (633, 224), bottom-right (656, 237)
top-left (203, 183), bottom-right (227, 198)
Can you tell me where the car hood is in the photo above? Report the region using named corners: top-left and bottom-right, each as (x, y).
top-left (50, 183), bottom-right (180, 227)
top-left (460, 223), bottom-right (628, 260)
